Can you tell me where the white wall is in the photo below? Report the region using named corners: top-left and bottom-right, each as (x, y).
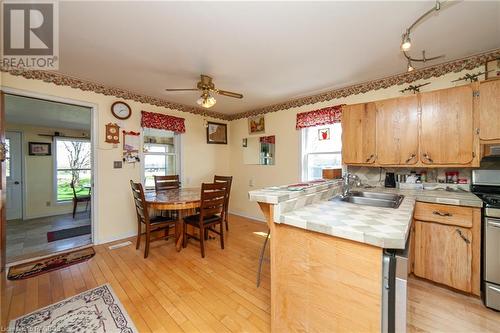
top-left (1, 72), bottom-right (230, 244)
top-left (228, 68), bottom-right (480, 220)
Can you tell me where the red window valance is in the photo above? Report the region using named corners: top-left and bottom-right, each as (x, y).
top-left (141, 111), bottom-right (186, 133)
top-left (295, 105), bottom-right (343, 130)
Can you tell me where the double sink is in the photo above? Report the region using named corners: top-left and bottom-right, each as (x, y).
top-left (334, 191), bottom-right (405, 209)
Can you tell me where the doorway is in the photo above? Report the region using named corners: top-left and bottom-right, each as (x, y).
top-left (6, 131), bottom-right (22, 220)
top-left (4, 93), bottom-right (94, 264)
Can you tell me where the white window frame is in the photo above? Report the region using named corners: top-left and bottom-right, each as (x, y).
top-left (141, 132), bottom-right (181, 190)
top-left (53, 137), bottom-right (92, 203)
top-left (300, 124), bottom-right (342, 182)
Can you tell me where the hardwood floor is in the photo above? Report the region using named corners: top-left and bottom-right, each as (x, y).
top-left (2, 214), bottom-right (500, 332)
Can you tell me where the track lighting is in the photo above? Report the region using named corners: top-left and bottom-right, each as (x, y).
top-left (407, 60), bottom-right (414, 72)
top-left (401, 33), bottom-right (411, 51)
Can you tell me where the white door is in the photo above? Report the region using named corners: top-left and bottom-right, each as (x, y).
top-left (6, 132), bottom-right (22, 220)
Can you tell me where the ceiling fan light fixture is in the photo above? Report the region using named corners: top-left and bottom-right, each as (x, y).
top-left (197, 92), bottom-right (216, 108)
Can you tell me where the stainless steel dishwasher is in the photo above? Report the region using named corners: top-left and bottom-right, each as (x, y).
top-left (382, 239), bottom-right (409, 333)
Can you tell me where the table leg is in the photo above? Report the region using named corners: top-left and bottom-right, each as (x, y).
top-left (175, 210), bottom-right (184, 252)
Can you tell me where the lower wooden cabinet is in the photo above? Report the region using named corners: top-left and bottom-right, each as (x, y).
top-left (414, 220), bottom-right (472, 292)
top-left (411, 203), bottom-right (481, 295)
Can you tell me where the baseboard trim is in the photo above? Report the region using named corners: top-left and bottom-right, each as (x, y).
top-left (97, 231), bottom-right (136, 246)
top-left (229, 211), bottom-right (266, 223)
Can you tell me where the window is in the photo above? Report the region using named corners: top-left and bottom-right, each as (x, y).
top-left (301, 123), bottom-right (342, 181)
top-left (143, 129), bottom-right (179, 189)
top-left (55, 138), bottom-right (91, 202)
top-left (5, 138), bottom-right (10, 178)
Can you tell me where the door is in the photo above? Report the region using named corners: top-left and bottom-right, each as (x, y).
top-left (6, 132), bottom-right (22, 220)
top-left (479, 80), bottom-right (500, 141)
top-left (1, 91), bottom-right (5, 271)
top-left (341, 103), bottom-right (376, 164)
top-left (414, 220), bottom-right (472, 292)
top-left (375, 95), bottom-right (419, 165)
top-left (420, 85), bottom-right (474, 165)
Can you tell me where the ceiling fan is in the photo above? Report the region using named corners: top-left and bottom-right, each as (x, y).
top-left (165, 74), bottom-right (243, 109)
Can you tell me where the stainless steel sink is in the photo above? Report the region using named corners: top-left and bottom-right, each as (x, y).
top-left (333, 191), bottom-right (404, 209)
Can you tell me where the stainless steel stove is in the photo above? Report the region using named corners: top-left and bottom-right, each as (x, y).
top-left (472, 156), bottom-right (500, 311)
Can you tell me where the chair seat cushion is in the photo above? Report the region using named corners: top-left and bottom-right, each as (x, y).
top-left (184, 214), bottom-right (222, 225)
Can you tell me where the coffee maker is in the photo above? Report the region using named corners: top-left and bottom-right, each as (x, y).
top-left (384, 172), bottom-right (396, 188)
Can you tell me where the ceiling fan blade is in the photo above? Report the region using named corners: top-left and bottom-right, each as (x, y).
top-left (216, 89), bottom-right (243, 99)
top-left (165, 88), bottom-right (199, 92)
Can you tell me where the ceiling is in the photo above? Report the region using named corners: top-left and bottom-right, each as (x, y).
top-left (5, 94), bottom-right (91, 130)
top-left (57, 1), bottom-right (500, 115)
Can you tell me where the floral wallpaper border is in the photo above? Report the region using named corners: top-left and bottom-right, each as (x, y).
top-left (1, 48), bottom-right (498, 122)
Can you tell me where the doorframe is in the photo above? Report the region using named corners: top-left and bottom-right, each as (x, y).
top-left (0, 86), bottom-right (100, 245)
top-left (5, 130), bottom-right (24, 220)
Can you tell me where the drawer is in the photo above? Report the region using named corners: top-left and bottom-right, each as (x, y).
top-left (414, 202), bottom-right (473, 228)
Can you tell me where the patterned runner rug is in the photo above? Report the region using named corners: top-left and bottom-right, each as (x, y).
top-left (8, 247), bottom-right (95, 280)
top-left (8, 284), bottom-right (138, 333)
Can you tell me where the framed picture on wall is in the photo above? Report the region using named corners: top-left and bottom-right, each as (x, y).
top-left (248, 115), bottom-right (265, 134)
top-left (28, 142), bottom-right (51, 156)
top-left (206, 122), bottom-right (228, 144)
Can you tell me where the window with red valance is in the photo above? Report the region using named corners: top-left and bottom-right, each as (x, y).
top-left (141, 111), bottom-right (186, 133)
top-left (295, 105), bottom-right (343, 130)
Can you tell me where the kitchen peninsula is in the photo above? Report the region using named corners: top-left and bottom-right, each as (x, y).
top-left (249, 179), bottom-right (482, 333)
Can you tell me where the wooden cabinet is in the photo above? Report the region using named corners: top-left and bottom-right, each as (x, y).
top-left (420, 85), bottom-right (474, 165)
top-left (341, 103), bottom-right (376, 164)
top-left (479, 80), bottom-right (500, 141)
top-left (411, 203), bottom-right (481, 295)
top-left (375, 95), bottom-right (419, 165)
top-left (414, 220), bottom-right (472, 293)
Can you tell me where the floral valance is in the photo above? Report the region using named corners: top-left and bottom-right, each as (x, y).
top-left (141, 111), bottom-right (185, 133)
top-left (295, 105), bottom-right (343, 130)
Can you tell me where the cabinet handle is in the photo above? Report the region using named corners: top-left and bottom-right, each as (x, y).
top-left (423, 153), bottom-right (434, 163)
top-left (365, 154), bottom-right (375, 163)
top-left (456, 229), bottom-right (470, 244)
top-left (433, 211), bottom-right (452, 217)
top-left (405, 153), bottom-right (416, 164)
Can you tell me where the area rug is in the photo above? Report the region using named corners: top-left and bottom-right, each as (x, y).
top-left (7, 247), bottom-right (95, 280)
top-left (8, 284), bottom-right (138, 333)
top-left (47, 225), bottom-right (91, 242)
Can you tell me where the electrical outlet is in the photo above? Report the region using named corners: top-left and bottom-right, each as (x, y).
top-left (46, 201), bottom-right (51, 207)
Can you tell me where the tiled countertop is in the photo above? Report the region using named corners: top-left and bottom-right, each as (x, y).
top-left (250, 182), bottom-right (482, 249)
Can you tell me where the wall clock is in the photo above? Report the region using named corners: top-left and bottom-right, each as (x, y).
top-left (111, 101), bottom-right (132, 120)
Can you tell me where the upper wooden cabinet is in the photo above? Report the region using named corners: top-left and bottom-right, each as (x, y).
top-left (420, 85), bottom-right (474, 165)
top-left (479, 80), bottom-right (500, 141)
top-left (375, 95), bottom-right (419, 165)
top-left (341, 103), bottom-right (376, 164)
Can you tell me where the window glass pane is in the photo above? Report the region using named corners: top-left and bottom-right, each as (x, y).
top-left (307, 153), bottom-right (342, 180)
top-left (57, 169), bottom-right (91, 201)
top-left (144, 155), bottom-right (176, 188)
top-left (145, 154), bottom-right (167, 169)
top-left (5, 139), bottom-right (10, 178)
top-left (144, 168), bottom-right (167, 188)
top-left (144, 144), bottom-right (167, 153)
top-left (305, 123), bottom-right (342, 153)
top-left (56, 139), bottom-right (91, 201)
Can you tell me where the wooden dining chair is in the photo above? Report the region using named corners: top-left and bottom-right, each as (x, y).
top-left (130, 180), bottom-right (176, 258)
top-left (183, 182), bottom-right (228, 258)
top-left (71, 181), bottom-right (91, 218)
top-left (214, 175), bottom-right (233, 231)
top-left (154, 175), bottom-right (180, 191)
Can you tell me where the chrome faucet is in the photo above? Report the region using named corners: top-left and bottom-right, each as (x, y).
top-left (343, 173), bottom-right (361, 197)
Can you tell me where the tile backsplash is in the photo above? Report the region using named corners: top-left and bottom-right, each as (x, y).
top-left (348, 166), bottom-right (473, 189)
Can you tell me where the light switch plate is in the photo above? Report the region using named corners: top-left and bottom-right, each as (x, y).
top-left (113, 161), bottom-right (123, 169)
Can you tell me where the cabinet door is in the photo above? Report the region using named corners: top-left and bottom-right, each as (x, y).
top-left (420, 85), bottom-right (474, 165)
top-left (414, 220), bottom-right (472, 293)
top-left (341, 103), bottom-right (376, 164)
top-left (375, 95), bottom-right (419, 165)
top-left (479, 80), bottom-right (500, 141)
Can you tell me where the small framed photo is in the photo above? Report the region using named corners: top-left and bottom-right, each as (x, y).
top-left (318, 128), bottom-right (330, 141)
top-left (485, 58), bottom-right (500, 80)
top-left (29, 142), bottom-right (51, 156)
top-left (248, 115), bottom-right (265, 134)
top-left (207, 122), bottom-right (228, 144)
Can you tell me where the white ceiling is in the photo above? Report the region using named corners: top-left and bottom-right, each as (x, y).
top-left (5, 94), bottom-right (91, 130)
top-left (57, 1), bottom-right (500, 115)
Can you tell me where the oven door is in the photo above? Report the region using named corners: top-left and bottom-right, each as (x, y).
top-left (485, 217), bottom-right (500, 285)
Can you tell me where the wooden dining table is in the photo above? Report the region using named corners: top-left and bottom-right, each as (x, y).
top-left (144, 188), bottom-right (201, 251)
